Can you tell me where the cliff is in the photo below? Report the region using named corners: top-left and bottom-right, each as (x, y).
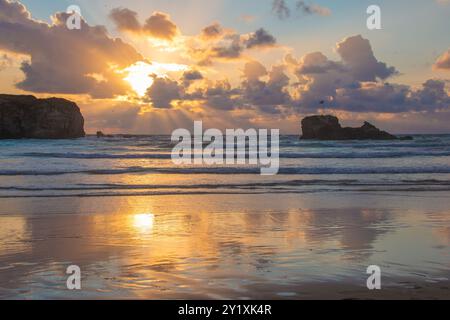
top-left (0, 95), bottom-right (85, 139)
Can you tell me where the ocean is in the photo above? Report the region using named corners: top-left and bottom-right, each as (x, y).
top-left (0, 135), bottom-right (449, 299)
top-left (1, 134), bottom-right (450, 197)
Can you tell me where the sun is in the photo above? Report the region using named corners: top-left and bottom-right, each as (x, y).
top-left (123, 61), bottom-right (189, 96)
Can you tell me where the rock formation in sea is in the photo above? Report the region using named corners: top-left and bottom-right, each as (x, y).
top-left (0, 94), bottom-right (85, 139)
top-left (301, 115), bottom-right (401, 140)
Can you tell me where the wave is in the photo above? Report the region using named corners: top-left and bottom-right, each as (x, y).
top-left (2, 187), bottom-right (450, 198)
top-left (11, 150), bottom-right (450, 160)
top-left (2, 166), bottom-right (450, 176)
top-left (2, 179), bottom-right (450, 192)
top-left (14, 152), bottom-right (173, 159)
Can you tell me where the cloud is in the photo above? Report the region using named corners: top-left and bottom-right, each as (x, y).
top-left (109, 7), bottom-right (141, 32)
top-left (204, 80), bottom-right (241, 110)
top-left (188, 27), bottom-right (277, 65)
top-left (243, 61), bottom-right (267, 81)
top-left (332, 79), bottom-right (450, 113)
top-left (182, 69), bottom-right (203, 87)
top-left (201, 23), bottom-right (223, 40)
top-left (245, 28), bottom-right (277, 49)
top-left (285, 35), bottom-right (449, 114)
top-left (211, 34), bottom-right (244, 59)
top-left (290, 35), bottom-right (399, 110)
top-left (296, 51), bottom-right (345, 74)
top-left (434, 49), bottom-right (450, 70)
top-left (0, 0), bottom-right (143, 98)
top-left (110, 8), bottom-right (178, 40)
top-left (177, 61), bottom-right (290, 113)
top-left (153, 35), bottom-right (448, 116)
top-left (145, 77), bottom-right (181, 108)
top-left (242, 64), bottom-right (291, 112)
top-left (336, 35), bottom-right (398, 81)
top-left (182, 70), bottom-right (203, 81)
top-left (143, 12), bottom-right (178, 40)
top-left (2, 1), bottom-right (448, 132)
top-left (272, 0), bottom-right (291, 20)
top-left (296, 1), bottom-right (331, 16)
top-left (272, 0), bottom-right (331, 20)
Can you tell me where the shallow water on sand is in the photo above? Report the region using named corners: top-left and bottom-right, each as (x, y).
top-left (0, 193), bottom-right (448, 299)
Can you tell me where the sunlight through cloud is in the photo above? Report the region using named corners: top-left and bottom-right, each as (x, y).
top-left (123, 61), bottom-right (188, 96)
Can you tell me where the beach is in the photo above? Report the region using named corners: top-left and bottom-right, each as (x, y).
top-left (0, 192), bottom-right (449, 299)
top-left (0, 135), bottom-right (449, 299)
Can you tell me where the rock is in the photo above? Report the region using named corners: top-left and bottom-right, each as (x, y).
top-left (96, 131), bottom-right (113, 138)
top-left (301, 115), bottom-right (398, 140)
top-left (0, 94), bottom-right (85, 139)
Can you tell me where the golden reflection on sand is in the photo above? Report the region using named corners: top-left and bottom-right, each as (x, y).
top-left (0, 216), bottom-right (30, 256)
top-left (132, 213), bottom-right (155, 233)
top-left (0, 193), bottom-right (449, 299)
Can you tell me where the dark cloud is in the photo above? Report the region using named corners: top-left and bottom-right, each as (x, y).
top-left (170, 32), bottom-right (449, 116)
top-left (288, 35), bottom-right (449, 114)
top-left (182, 70), bottom-right (203, 81)
top-left (296, 52), bottom-right (346, 74)
top-left (145, 77), bottom-right (181, 108)
top-left (201, 23), bottom-right (223, 39)
top-left (190, 27), bottom-right (277, 65)
top-left (211, 35), bottom-right (244, 59)
top-left (336, 35), bottom-right (398, 81)
top-left (143, 12), bottom-right (178, 40)
top-left (0, 0), bottom-right (143, 98)
top-left (272, 0), bottom-right (290, 20)
top-left (411, 79), bottom-right (450, 108)
top-left (109, 7), bottom-right (141, 32)
top-left (434, 50), bottom-right (450, 70)
top-left (245, 28), bottom-right (277, 49)
top-left (181, 70), bottom-right (203, 87)
top-left (296, 1), bottom-right (331, 16)
top-left (292, 35), bottom-right (398, 110)
top-left (333, 80), bottom-right (450, 113)
top-left (110, 8), bottom-right (178, 40)
top-left (242, 64), bottom-right (291, 112)
top-left (176, 62), bottom-right (290, 113)
top-left (204, 80), bottom-right (241, 110)
top-left (272, 0), bottom-right (331, 20)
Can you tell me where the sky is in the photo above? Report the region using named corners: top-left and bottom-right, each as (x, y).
top-left (1, 0), bottom-right (450, 134)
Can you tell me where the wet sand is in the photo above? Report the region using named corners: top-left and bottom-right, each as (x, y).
top-left (0, 192), bottom-right (449, 299)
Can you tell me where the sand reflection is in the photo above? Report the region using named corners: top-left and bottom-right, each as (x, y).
top-left (0, 193), bottom-right (448, 299)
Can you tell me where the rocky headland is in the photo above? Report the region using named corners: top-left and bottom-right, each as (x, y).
top-left (0, 94), bottom-right (85, 139)
top-left (301, 115), bottom-right (410, 140)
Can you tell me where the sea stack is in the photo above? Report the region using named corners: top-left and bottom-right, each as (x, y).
top-left (0, 94), bottom-right (85, 139)
top-left (301, 115), bottom-right (398, 140)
